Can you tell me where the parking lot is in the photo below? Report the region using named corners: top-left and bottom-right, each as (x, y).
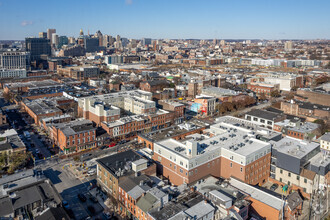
top-left (43, 160), bottom-right (117, 220)
top-left (4, 107), bottom-right (52, 160)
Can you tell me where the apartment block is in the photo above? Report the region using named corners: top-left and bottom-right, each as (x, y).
top-left (274, 119), bottom-right (319, 140)
top-left (96, 150), bottom-right (156, 201)
top-left (247, 82), bottom-right (279, 98)
top-left (153, 116), bottom-right (277, 186)
top-left (57, 65), bottom-right (100, 80)
top-left (0, 50), bottom-right (30, 70)
top-left (245, 109), bottom-right (286, 129)
top-left (81, 98), bottom-right (120, 126)
top-left (270, 137), bottom-right (320, 195)
top-left (50, 119), bottom-right (96, 154)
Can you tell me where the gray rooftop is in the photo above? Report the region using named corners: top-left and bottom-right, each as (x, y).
top-left (271, 137), bottom-right (320, 159)
top-left (229, 178), bottom-right (283, 211)
top-left (320, 133), bottom-right (330, 142)
top-left (184, 200), bottom-right (215, 219)
top-left (245, 109), bottom-right (281, 121)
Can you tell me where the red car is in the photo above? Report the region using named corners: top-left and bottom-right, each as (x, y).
top-left (109, 143), bottom-right (116, 147)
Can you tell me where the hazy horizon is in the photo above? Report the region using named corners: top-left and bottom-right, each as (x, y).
top-left (1, 0), bottom-right (330, 40)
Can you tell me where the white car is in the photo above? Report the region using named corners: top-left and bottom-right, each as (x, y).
top-left (87, 169), bottom-right (96, 175)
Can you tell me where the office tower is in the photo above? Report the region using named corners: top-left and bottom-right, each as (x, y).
top-left (94, 30), bottom-right (103, 46)
top-left (220, 40), bottom-right (226, 46)
top-left (213, 39), bottom-right (218, 45)
top-left (39, 32), bottom-right (47, 38)
top-left (0, 50), bottom-right (30, 70)
top-left (52, 33), bottom-right (59, 48)
top-left (284, 41), bottom-right (293, 51)
top-left (84, 37), bottom-right (99, 52)
top-left (142, 38), bottom-right (151, 46)
top-left (25, 37), bottom-right (51, 61)
top-left (104, 55), bottom-right (123, 64)
top-left (47, 29), bottom-right (56, 43)
top-left (68, 37), bottom-right (75, 44)
top-left (58, 36), bottom-right (68, 48)
top-left (102, 35), bottom-right (110, 47)
top-left (114, 41), bottom-right (122, 49)
top-left (121, 38), bottom-right (129, 47)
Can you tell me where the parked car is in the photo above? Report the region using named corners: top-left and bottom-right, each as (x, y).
top-left (103, 212), bottom-right (113, 219)
top-left (270, 183), bottom-right (279, 191)
top-left (62, 200), bottom-right (70, 209)
top-left (78, 193), bottom-right (87, 202)
top-left (87, 169), bottom-right (96, 175)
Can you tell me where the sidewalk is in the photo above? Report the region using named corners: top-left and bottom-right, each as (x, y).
top-left (89, 187), bottom-right (116, 213)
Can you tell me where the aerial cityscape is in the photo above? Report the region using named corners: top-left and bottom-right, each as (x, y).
top-left (0, 0), bottom-right (329, 220)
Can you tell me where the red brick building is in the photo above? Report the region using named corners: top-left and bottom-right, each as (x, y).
top-left (139, 80), bottom-right (169, 93)
top-left (50, 119), bottom-right (96, 154)
top-left (247, 82), bottom-right (280, 99)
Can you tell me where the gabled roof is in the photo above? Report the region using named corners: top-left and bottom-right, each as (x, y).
top-left (136, 192), bottom-right (158, 213)
top-left (300, 169), bottom-right (316, 180)
top-left (286, 191), bottom-right (303, 211)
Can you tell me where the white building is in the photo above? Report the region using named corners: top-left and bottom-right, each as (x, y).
top-left (0, 69), bottom-right (26, 78)
top-left (0, 50), bottom-right (30, 70)
top-left (320, 133), bottom-right (330, 153)
top-left (78, 90), bottom-right (154, 116)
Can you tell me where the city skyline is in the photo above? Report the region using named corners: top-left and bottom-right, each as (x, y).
top-left (0, 0), bottom-right (330, 40)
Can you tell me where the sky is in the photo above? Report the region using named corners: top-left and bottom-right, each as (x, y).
top-left (0, 0), bottom-right (329, 40)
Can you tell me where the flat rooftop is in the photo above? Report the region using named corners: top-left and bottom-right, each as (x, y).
top-left (271, 137), bottom-right (320, 159)
top-left (54, 119), bottom-right (95, 136)
top-left (309, 152), bottom-right (330, 168)
top-left (156, 121), bottom-right (270, 159)
top-left (140, 120), bottom-right (208, 142)
top-left (5, 80), bottom-right (63, 89)
top-left (24, 99), bottom-right (62, 115)
top-left (96, 150), bottom-right (143, 178)
top-left (245, 109), bottom-right (281, 121)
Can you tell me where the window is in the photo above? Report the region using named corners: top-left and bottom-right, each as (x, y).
top-left (288, 181), bottom-right (290, 185)
top-left (288, 172), bottom-right (291, 177)
top-left (280, 169), bottom-right (283, 174)
top-left (280, 178), bottom-right (282, 182)
top-left (304, 178), bottom-right (307, 183)
top-left (230, 162), bottom-right (233, 168)
top-left (253, 117), bottom-right (258, 121)
top-left (267, 121), bottom-right (272, 125)
top-left (297, 176), bottom-right (300, 180)
top-left (240, 167), bottom-right (243, 172)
